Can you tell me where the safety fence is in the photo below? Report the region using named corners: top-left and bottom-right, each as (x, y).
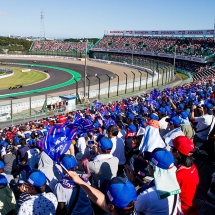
top-left (0, 55), bottom-right (190, 126)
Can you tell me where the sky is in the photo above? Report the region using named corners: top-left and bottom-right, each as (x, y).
top-left (0, 0), bottom-right (215, 39)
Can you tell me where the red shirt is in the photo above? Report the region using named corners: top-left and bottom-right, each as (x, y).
top-left (176, 164), bottom-right (199, 215)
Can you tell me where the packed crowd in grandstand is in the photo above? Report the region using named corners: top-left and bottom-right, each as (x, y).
top-left (1, 67), bottom-right (215, 215)
top-left (94, 35), bottom-right (215, 57)
top-left (31, 41), bottom-right (92, 53)
top-left (30, 36), bottom-right (215, 58)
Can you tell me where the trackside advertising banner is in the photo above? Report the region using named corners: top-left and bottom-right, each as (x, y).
top-left (89, 48), bottom-right (205, 63)
top-left (106, 29), bottom-right (214, 36)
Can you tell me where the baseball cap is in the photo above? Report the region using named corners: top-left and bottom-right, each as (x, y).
top-left (159, 107), bottom-right (167, 115)
top-left (24, 133), bottom-right (31, 138)
top-left (178, 103), bottom-right (184, 110)
top-left (150, 113), bottom-right (159, 121)
top-left (98, 137), bottom-right (113, 151)
top-left (127, 124), bottom-right (137, 133)
top-left (93, 122), bottom-right (100, 129)
top-left (205, 102), bottom-right (213, 110)
top-left (150, 148), bottom-right (174, 169)
top-left (106, 177), bottom-right (137, 209)
top-left (172, 136), bottom-right (194, 156)
top-left (180, 111), bottom-right (189, 119)
top-left (61, 155), bottom-right (77, 170)
top-left (27, 169), bottom-right (47, 187)
top-left (166, 116), bottom-right (181, 127)
top-left (17, 179), bottom-right (25, 186)
top-left (128, 113), bottom-right (135, 120)
top-left (0, 175), bottom-right (8, 188)
top-left (79, 133), bottom-right (88, 138)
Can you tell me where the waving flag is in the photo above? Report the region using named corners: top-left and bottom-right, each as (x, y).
top-left (38, 116), bottom-right (94, 163)
top-left (38, 124), bottom-right (78, 163)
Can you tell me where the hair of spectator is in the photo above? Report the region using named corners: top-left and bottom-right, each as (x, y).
top-left (116, 121), bottom-right (123, 129)
top-left (177, 151), bottom-right (194, 167)
top-left (105, 195), bottom-right (135, 215)
top-left (19, 138), bottom-right (26, 146)
top-left (107, 125), bottom-right (119, 136)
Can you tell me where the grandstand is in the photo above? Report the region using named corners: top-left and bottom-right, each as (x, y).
top-left (28, 29), bottom-right (215, 75)
top-left (30, 41), bottom-right (93, 57)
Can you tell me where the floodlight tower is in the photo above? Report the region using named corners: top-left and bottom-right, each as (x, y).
top-left (40, 10), bottom-right (46, 39)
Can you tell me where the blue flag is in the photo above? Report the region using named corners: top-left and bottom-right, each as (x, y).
top-left (38, 124), bottom-right (78, 163)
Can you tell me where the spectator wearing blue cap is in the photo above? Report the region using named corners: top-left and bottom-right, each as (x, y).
top-left (191, 103), bottom-right (215, 146)
top-left (0, 175), bottom-right (16, 215)
top-left (124, 124), bottom-right (139, 161)
top-left (163, 117), bottom-right (185, 148)
top-left (54, 155), bottom-right (93, 215)
top-left (88, 137), bottom-right (119, 191)
top-left (135, 148), bottom-right (180, 215)
top-left (15, 179), bottom-right (31, 208)
top-left (180, 111), bottom-right (195, 140)
top-left (86, 137), bottom-right (119, 215)
top-left (18, 169), bottom-right (58, 215)
top-left (67, 172), bottom-right (137, 215)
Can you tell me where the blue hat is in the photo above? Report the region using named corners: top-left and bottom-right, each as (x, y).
top-left (80, 133), bottom-right (88, 138)
top-left (98, 137), bottom-right (113, 151)
top-left (0, 175), bottom-right (8, 188)
top-left (166, 116), bottom-right (181, 127)
top-left (28, 139), bottom-right (35, 145)
top-left (27, 170), bottom-right (47, 187)
top-left (159, 107), bottom-right (166, 115)
top-left (150, 113), bottom-right (159, 121)
top-left (128, 113), bottom-right (135, 120)
top-left (150, 148), bottom-right (174, 169)
top-left (0, 160), bottom-right (4, 169)
top-left (93, 122), bottom-right (100, 129)
top-left (180, 111), bottom-right (189, 119)
top-left (205, 103), bottom-right (213, 110)
top-left (127, 124), bottom-right (137, 133)
top-left (178, 103), bottom-right (184, 110)
top-left (24, 133), bottom-right (30, 138)
top-left (106, 177), bottom-right (137, 209)
top-left (17, 179), bottom-right (25, 186)
top-left (61, 155), bottom-right (77, 170)
top-left (37, 131), bottom-right (43, 136)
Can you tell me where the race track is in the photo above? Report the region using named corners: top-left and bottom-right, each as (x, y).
top-left (0, 58), bottom-right (115, 100)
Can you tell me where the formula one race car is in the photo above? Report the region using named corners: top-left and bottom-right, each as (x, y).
top-left (44, 70), bottom-right (50, 73)
top-left (9, 84), bottom-right (23, 90)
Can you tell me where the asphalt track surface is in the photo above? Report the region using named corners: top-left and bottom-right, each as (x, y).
top-left (0, 59), bottom-right (114, 100)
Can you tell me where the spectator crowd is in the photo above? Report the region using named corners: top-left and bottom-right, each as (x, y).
top-left (95, 35), bottom-right (215, 58)
top-left (1, 70), bottom-right (215, 215)
top-left (31, 41), bottom-right (91, 53)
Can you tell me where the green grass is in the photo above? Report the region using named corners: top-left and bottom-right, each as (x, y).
top-left (0, 66), bottom-right (47, 89)
top-left (176, 72), bottom-right (189, 80)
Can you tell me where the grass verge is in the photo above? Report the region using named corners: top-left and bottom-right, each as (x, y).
top-left (0, 66), bottom-right (47, 90)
